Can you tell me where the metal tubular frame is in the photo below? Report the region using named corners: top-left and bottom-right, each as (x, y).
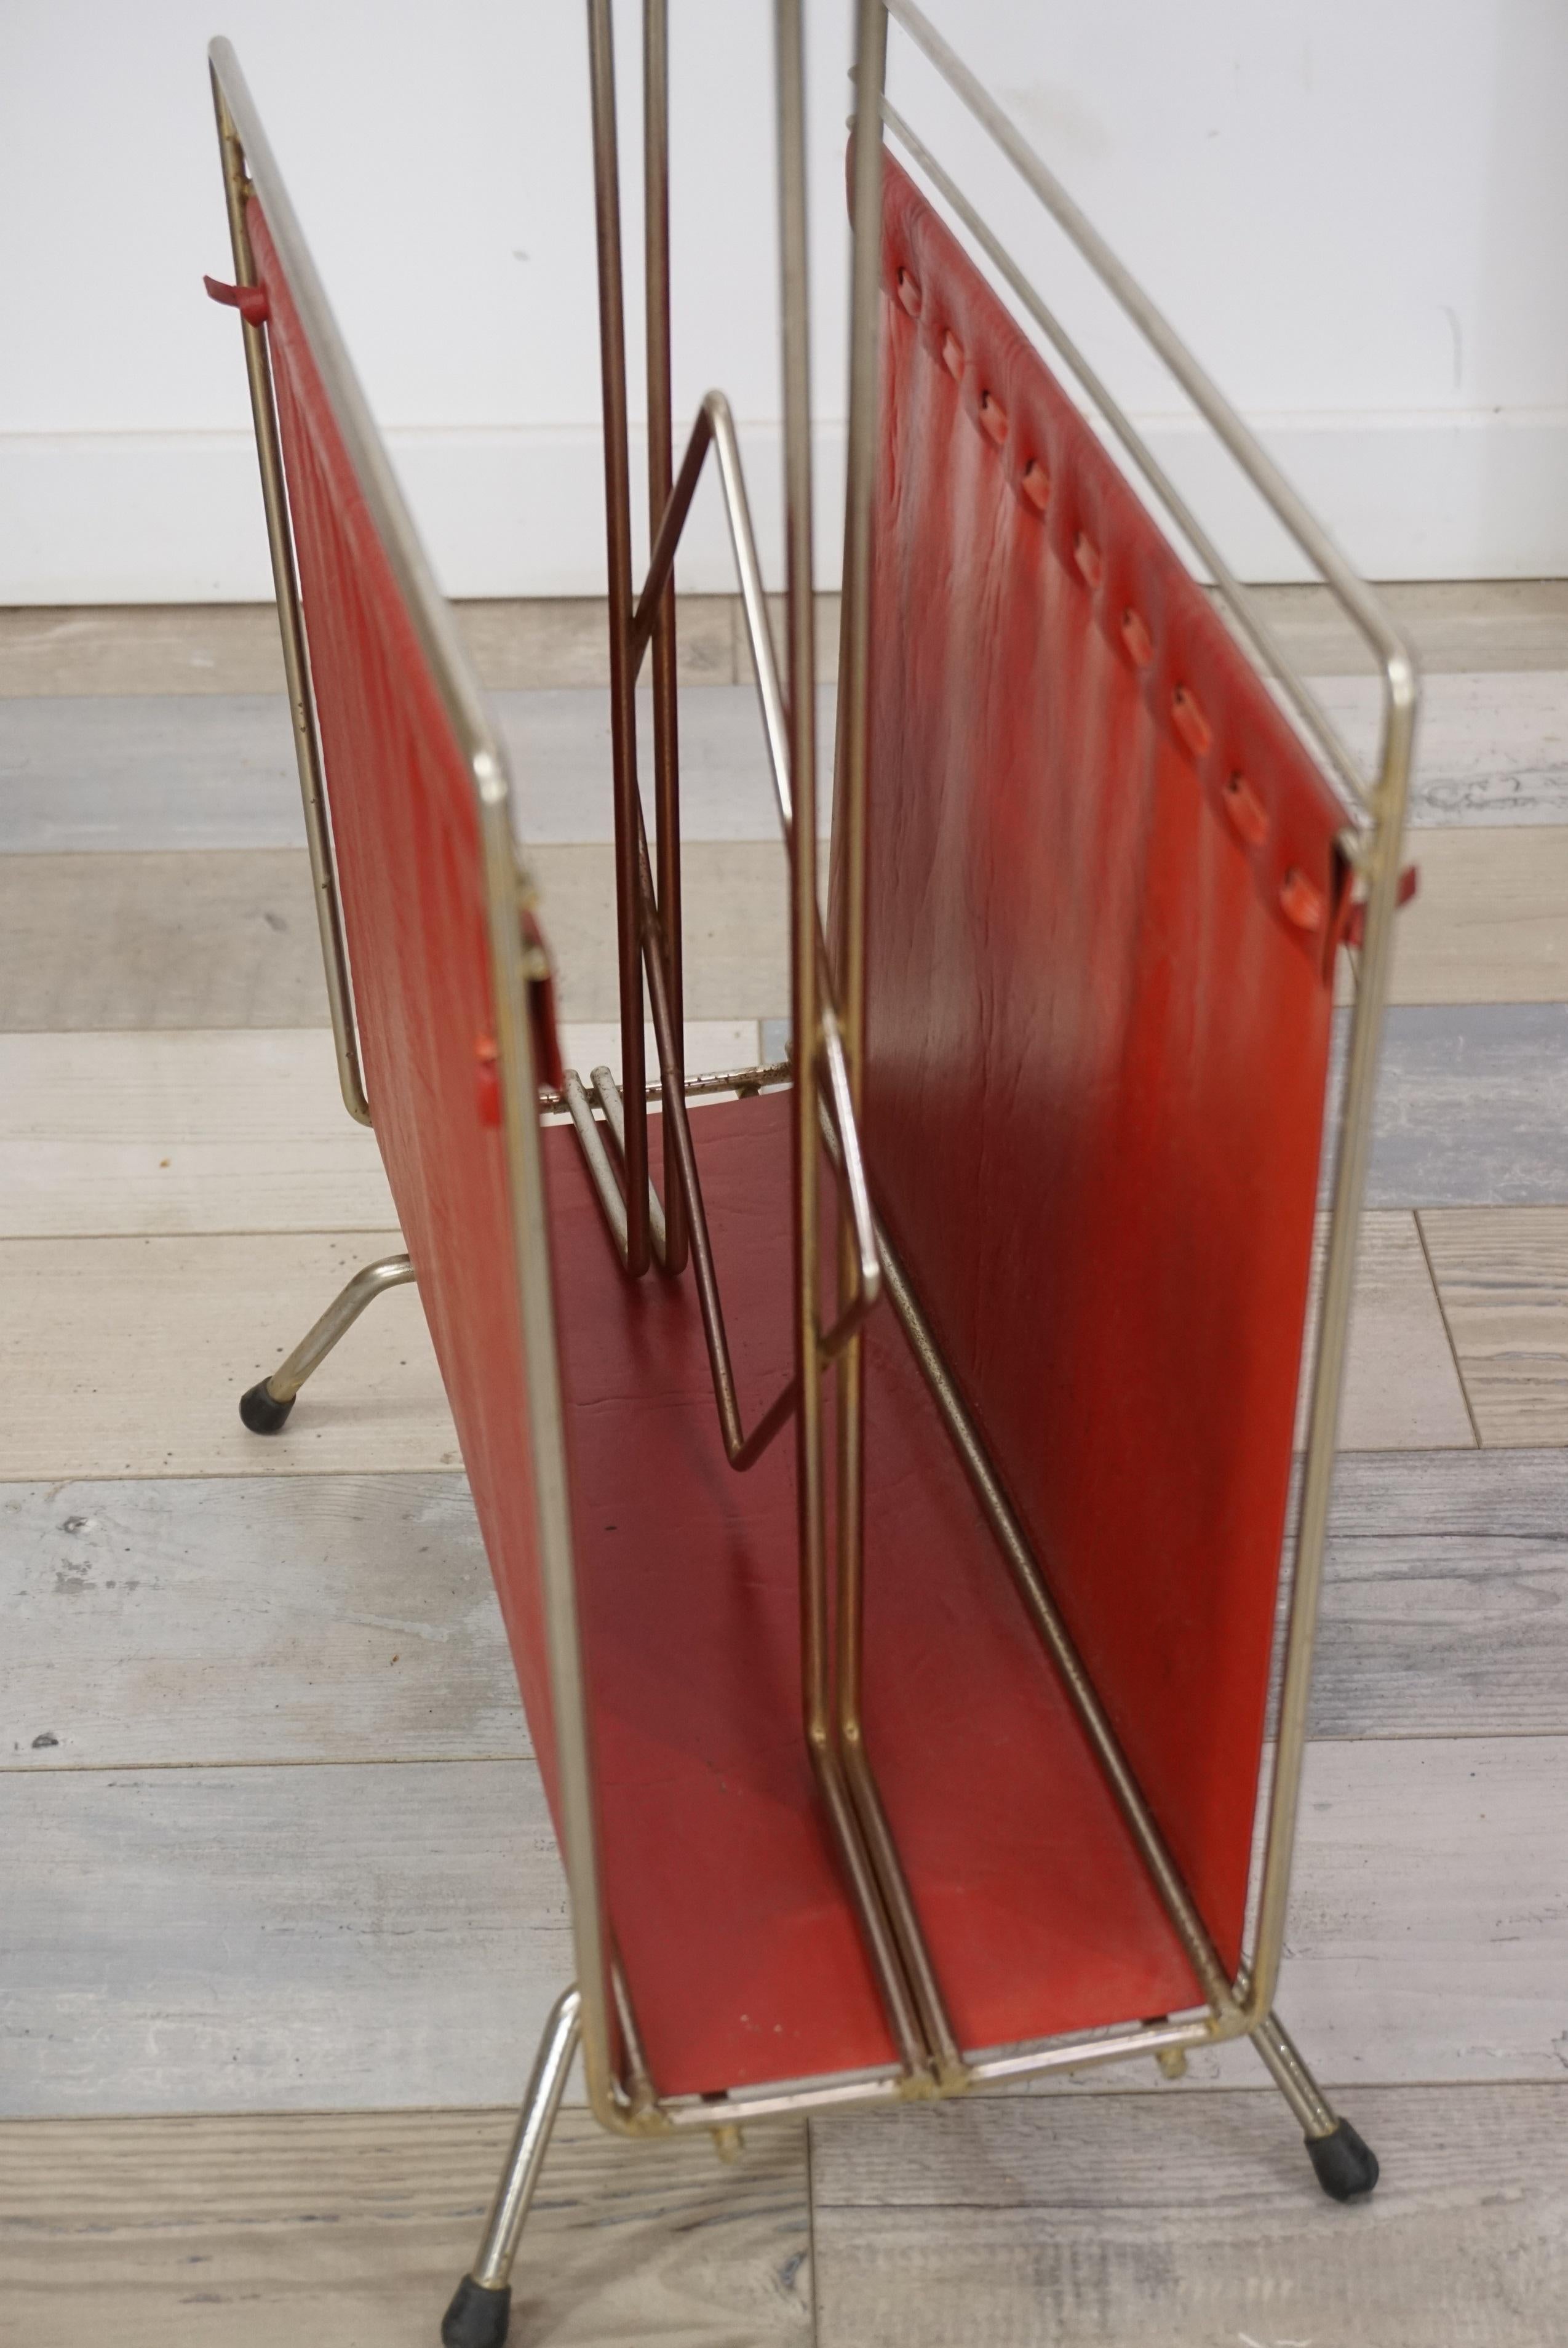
top-left (878, 0), bottom-right (1415, 2033)
top-left (247, 1250), bottom-right (415, 1412)
top-left (211, 73), bottom-right (369, 1130)
top-left (207, 35), bottom-right (623, 2124)
top-left (464, 1987), bottom-right (583, 2295)
top-left (213, 0), bottom-right (1414, 2155)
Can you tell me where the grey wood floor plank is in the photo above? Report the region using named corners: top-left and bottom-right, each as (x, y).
top-left (0, 1474), bottom-right (514, 1771)
top-left (1241, 577), bottom-right (1568, 674)
top-left (0, 1229), bottom-right (461, 1482)
top-left (5, 1451), bottom-right (1567, 1776)
top-left (0, 1758), bottom-right (568, 2117)
top-left (0, 2106), bottom-right (811, 2348)
top-left (2, 1736), bottom-right (1561, 2118)
top-left (0, 695), bottom-right (303, 852)
top-left (0, 843), bottom-right (789, 1030)
top-left (1390, 826), bottom-right (1568, 1004)
top-left (810, 2083), bottom-right (1567, 2348)
top-left (0, 688), bottom-right (834, 853)
top-left (1354, 1004), bottom-right (1568, 1207)
top-left (0, 596), bottom-right (737, 697)
top-left (0, 1030), bottom-right (393, 1237)
top-left (1308, 668), bottom-right (1568, 824)
top-left (1421, 1206), bottom-right (1568, 1446)
top-left (1292, 1448), bottom-right (1568, 1739)
top-left (0, 1212), bottom-right (1470, 1484)
top-left (0, 1024), bottom-right (758, 1236)
top-left (3, 584), bottom-right (1565, 699)
top-left (1299, 1213), bottom-right (1474, 1452)
top-left (0, 850), bottom-right (327, 1031)
top-left (5, 674), bottom-right (1562, 852)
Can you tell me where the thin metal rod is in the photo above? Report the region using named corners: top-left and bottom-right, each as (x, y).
top-left (592, 1064), bottom-right (669, 1263)
top-left (257, 1251), bottom-right (414, 1405)
top-left (777, 0), bottom-right (824, 1745)
top-left (1245, 687), bottom-right (1416, 2020)
top-left (539, 1058), bottom-right (791, 1115)
top-left (562, 1069), bottom-right (635, 1261)
top-left (876, 1224), bottom-right (1236, 2019)
top-left (1250, 2008), bottom-right (1339, 2139)
top-left (832, 0), bottom-right (902, 2029)
top-left (635, 829), bottom-right (798, 1470)
top-left (774, 0), bottom-right (928, 2084)
top-left (634, 393), bottom-right (792, 833)
top-left (587, 0), bottom-right (651, 1277)
top-left (651, 2008), bottom-right (1224, 2125)
top-left (480, 790), bottom-right (620, 2122)
top-left (468, 1986), bottom-right (583, 2290)
top-left (643, 0), bottom-right (686, 1271)
top-left (877, 94), bottom-right (1372, 817)
top-left (209, 70), bottom-right (370, 1128)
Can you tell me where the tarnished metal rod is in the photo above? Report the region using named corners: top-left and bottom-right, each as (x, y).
top-left (586, 0), bottom-right (651, 1278)
top-left (1251, 2007), bottom-right (1339, 2139)
top-left (643, 0), bottom-right (686, 1272)
top-left (875, 1224), bottom-right (1237, 2019)
top-left (238, 1251), bottom-right (415, 1434)
top-left (776, 0), bottom-right (929, 2085)
top-left (467, 1987), bottom-right (582, 2294)
top-left (209, 72), bottom-right (370, 1128)
top-left (1245, 669), bottom-right (1416, 2022)
top-left (631, 393), bottom-right (792, 842)
top-left (539, 1060), bottom-right (790, 1114)
top-left (592, 1064), bottom-right (669, 1264)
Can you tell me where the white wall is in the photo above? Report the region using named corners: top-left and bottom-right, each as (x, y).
top-left (1, 0), bottom-right (1564, 601)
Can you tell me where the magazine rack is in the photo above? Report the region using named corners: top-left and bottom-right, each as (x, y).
top-left (207, 7), bottom-right (1417, 2342)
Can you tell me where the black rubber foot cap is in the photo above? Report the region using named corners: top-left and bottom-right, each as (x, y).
top-left (1307, 2117), bottom-right (1380, 2201)
top-left (441, 2275), bottom-right (511, 2348)
top-left (239, 1380), bottom-right (294, 1435)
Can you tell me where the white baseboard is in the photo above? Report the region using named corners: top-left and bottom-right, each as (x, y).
top-left (1, 410), bottom-right (1564, 603)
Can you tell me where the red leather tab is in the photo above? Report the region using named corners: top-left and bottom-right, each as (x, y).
top-left (1342, 862), bottom-right (1419, 949)
top-left (473, 1038), bottom-right (501, 1129)
top-left (1279, 866), bottom-right (1325, 932)
top-left (1222, 772), bottom-right (1269, 846)
top-left (204, 274), bottom-right (269, 327)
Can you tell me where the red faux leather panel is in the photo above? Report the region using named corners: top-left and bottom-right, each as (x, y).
top-left (856, 159), bottom-right (1347, 1968)
top-left (550, 1091), bottom-right (1201, 2090)
top-left (250, 201), bottom-right (565, 1808)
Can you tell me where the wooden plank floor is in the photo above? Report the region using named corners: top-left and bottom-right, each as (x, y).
top-left (811, 2086), bottom-right (1568, 2348)
top-left (8, 1447), bottom-right (1565, 1777)
top-left (1, 597), bottom-right (1565, 2340)
top-left (0, 2107), bottom-right (813, 2348)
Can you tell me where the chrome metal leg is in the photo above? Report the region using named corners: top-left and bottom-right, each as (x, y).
top-left (1251, 2007), bottom-right (1380, 2200)
top-left (441, 1988), bottom-right (583, 2348)
top-left (237, 1251), bottom-right (415, 1434)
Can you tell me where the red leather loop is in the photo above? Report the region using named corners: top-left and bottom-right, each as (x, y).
top-left (1072, 531), bottom-right (1102, 587)
top-left (896, 266), bottom-right (923, 318)
top-left (203, 273), bottom-right (269, 328)
top-left (1120, 608), bottom-right (1153, 666)
top-left (979, 392), bottom-right (1008, 445)
top-left (1171, 685), bottom-right (1212, 759)
top-left (1021, 460), bottom-right (1051, 511)
top-left (1279, 868), bottom-right (1324, 932)
top-left (1222, 772), bottom-right (1269, 845)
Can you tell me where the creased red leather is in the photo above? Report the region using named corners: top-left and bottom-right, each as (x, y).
top-left (853, 158), bottom-right (1346, 1969)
